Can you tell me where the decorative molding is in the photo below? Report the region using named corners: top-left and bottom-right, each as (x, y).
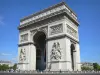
top-left (39, 26), bottom-right (48, 36)
top-left (47, 34), bottom-right (79, 43)
top-left (20, 33), bottom-right (28, 42)
top-left (20, 2), bottom-right (77, 24)
top-left (65, 16), bottom-right (78, 29)
top-left (50, 42), bottom-right (62, 61)
top-left (67, 25), bottom-right (77, 38)
top-left (30, 26), bottom-right (48, 38)
top-left (18, 63), bottom-right (29, 64)
top-left (47, 61), bottom-right (71, 63)
top-left (30, 29), bottom-right (37, 36)
top-left (50, 24), bottom-right (63, 35)
top-left (18, 9), bottom-right (65, 29)
top-left (18, 42), bottom-right (34, 47)
top-left (18, 9), bottom-right (79, 29)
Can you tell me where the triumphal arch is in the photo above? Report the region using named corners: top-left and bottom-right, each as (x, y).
top-left (18, 2), bottom-right (81, 71)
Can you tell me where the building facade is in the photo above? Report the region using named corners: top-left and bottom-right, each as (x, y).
top-left (0, 60), bottom-right (13, 67)
top-left (81, 62), bottom-right (94, 70)
top-left (18, 2), bottom-right (81, 71)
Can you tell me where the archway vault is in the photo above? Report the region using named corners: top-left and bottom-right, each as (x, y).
top-left (31, 29), bottom-right (48, 42)
top-left (70, 43), bottom-right (77, 71)
top-left (33, 31), bottom-right (47, 71)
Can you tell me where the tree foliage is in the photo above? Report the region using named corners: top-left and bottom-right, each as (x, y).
top-left (81, 63), bottom-right (100, 71)
top-left (13, 64), bottom-right (17, 71)
top-left (0, 64), bottom-right (9, 71)
top-left (0, 63), bottom-right (17, 71)
top-left (81, 66), bottom-right (93, 71)
top-left (93, 63), bottom-right (100, 71)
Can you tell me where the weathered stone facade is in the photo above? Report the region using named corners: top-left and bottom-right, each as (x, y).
top-left (18, 2), bottom-right (81, 71)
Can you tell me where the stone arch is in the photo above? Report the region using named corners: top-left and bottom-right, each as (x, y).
top-left (70, 43), bottom-right (75, 71)
top-left (31, 27), bottom-right (48, 43)
top-left (71, 44), bottom-right (75, 51)
top-left (33, 31), bottom-right (47, 71)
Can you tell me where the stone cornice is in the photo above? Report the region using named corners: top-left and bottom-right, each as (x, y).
top-left (48, 61), bottom-right (71, 63)
top-left (20, 2), bottom-right (77, 22)
top-left (18, 34), bottom-right (79, 47)
top-left (47, 34), bottom-right (79, 43)
top-left (18, 63), bottom-right (29, 64)
top-left (18, 9), bottom-right (79, 30)
top-left (18, 42), bottom-right (34, 47)
top-left (18, 10), bottom-right (64, 29)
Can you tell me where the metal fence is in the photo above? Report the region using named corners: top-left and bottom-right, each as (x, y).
top-left (0, 71), bottom-right (100, 75)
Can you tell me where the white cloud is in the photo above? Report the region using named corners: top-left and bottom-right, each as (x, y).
top-left (12, 57), bottom-right (17, 61)
top-left (0, 53), bottom-right (12, 56)
top-left (0, 16), bottom-right (4, 25)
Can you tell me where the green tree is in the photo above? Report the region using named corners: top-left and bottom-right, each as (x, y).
top-left (9, 66), bottom-right (13, 69)
top-left (0, 64), bottom-right (9, 71)
top-left (13, 64), bottom-right (17, 71)
top-left (81, 66), bottom-right (92, 71)
top-left (93, 63), bottom-right (100, 71)
top-left (0, 64), bottom-right (2, 71)
top-left (98, 65), bottom-right (100, 71)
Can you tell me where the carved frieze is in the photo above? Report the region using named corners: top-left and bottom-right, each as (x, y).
top-left (19, 49), bottom-right (26, 62)
top-left (30, 29), bottom-right (37, 36)
top-left (67, 25), bottom-right (77, 38)
top-left (30, 26), bottom-right (48, 36)
top-left (50, 24), bottom-right (63, 35)
top-left (39, 26), bottom-right (48, 36)
top-left (50, 42), bottom-right (62, 61)
top-left (20, 33), bottom-right (28, 42)
top-left (20, 5), bottom-right (66, 25)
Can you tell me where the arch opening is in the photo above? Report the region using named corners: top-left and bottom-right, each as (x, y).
top-left (70, 44), bottom-right (75, 71)
top-left (33, 31), bottom-right (46, 71)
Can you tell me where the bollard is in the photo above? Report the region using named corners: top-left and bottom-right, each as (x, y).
top-left (41, 71), bottom-right (42, 74)
top-left (52, 71), bottom-right (53, 74)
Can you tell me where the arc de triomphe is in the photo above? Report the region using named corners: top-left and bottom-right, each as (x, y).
top-left (18, 2), bottom-right (81, 71)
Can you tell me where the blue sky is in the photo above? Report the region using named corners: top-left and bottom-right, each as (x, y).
top-left (0, 0), bottom-right (100, 63)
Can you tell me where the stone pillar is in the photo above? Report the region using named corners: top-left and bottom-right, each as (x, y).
top-left (75, 43), bottom-right (81, 71)
top-left (29, 44), bottom-right (36, 70)
top-left (65, 38), bottom-right (72, 71)
top-left (73, 50), bottom-right (76, 71)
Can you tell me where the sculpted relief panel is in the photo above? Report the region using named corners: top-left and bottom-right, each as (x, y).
top-left (20, 33), bottom-right (28, 42)
top-left (50, 24), bottom-right (63, 35)
top-left (50, 42), bottom-right (62, 61)
top-left (19, 49), bottom-right (26, 63)
top-left (67, 25), bottom-right (77, 38)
